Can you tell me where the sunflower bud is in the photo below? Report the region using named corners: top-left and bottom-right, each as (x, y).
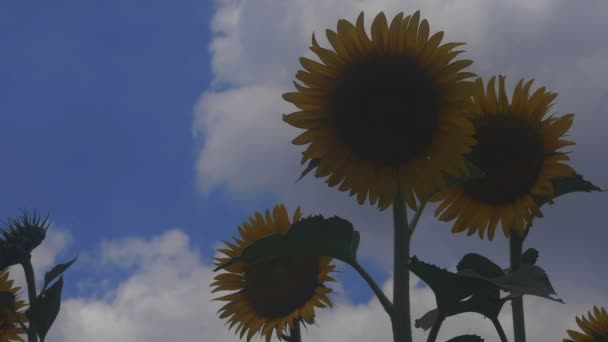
top-left (0, 210), bottom-right (49, 268)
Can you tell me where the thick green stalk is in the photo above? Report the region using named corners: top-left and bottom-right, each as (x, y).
top-left (491, 317), bottom-right (509, 342)
top-left (352, 261), bottom-right (393, 316)
top-left (290, 319), bottom-right (301, 342)
top-left (392, 189), bottom-right (412, 342)
top-left (510, 233), bottom-right (526, 342)
top-left (427, 311), bottom-right (446, 342)
top-left (21, 257), bottom-right (38, 342)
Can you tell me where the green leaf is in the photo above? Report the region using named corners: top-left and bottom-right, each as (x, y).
top-left (445, 335), bottom-right (484, 342)
top-left (457, 253), bottom-right (505, 278)
top-left (462, 264), bottom-right (564, 303)
top-left (442, 159), bottom-right (485, 188)
top-left (26, 276), bottom-right (63, 341)
top-left (413, 255), bottom-right (511, 335)
top-left (415, 308), bottom-right (440, 331)
top-left (533, 173), bottom-right (603, 207)
top-left (42, 256), bottom-right (78, 292)
top-left (214, 215), bottom-right (360, 271)
top-left (416, 290), bottom-right (506, 331)
top-left (296, 158), bottom-right (321, 183)
top-left (409, 256), bottom-right (490, 311)
top-left (521, 248), bottom-right (539, 265)
top-left (0, 291), bottom-right (16, 312)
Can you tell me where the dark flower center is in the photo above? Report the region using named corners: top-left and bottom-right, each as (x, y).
top-left (463, 114), bottom-right (545, 205)
top-left (0, 311), bottom-right (14, 330)
top-left (244, 255), bottom-right (320, 319)
top-left (327, 54), bottom-right (441, 167)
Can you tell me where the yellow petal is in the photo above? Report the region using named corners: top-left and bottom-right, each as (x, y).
top-left (511, 79), bottom-right (525, 114)
top-left (497, 75), bottom-right (509, 112)
top-left (387, 12), bottom-right (404, 54)
top-left (416, 19), bottom-right (430, 52)
top-left (310, 33), bottom-right (343, 69)
top-left (371, 12), bottom-right (389, 51)
top-left (299, 57), bottom-right (336, 78)
top-left (419, 31), bottom-right (444, 61)
top-left (485, 75), bottom-right (498, 114)
top-left (325, 29), bottom-right (350, 61)
top-left (405, 11), bottom-right (421, 52)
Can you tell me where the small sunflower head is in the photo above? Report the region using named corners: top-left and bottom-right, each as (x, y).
top-left (211, 204), bottom-right (336, 342)
top-left (432, 76), bottom-right (577, 240)
top-left (0, 269), bottom-right (28, 342)
top-left (283, 11), bottom-right (476, 211)
top-left (565, 306), bottom-right (608, 342)
top-left (0, 211), bottom-right (49, 268)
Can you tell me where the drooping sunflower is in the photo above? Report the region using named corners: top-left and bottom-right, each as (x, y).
top-left (564, 306), bottom-right (608, 342)
top-left (432, 75), bottom-right (577, 240)
top-left (0, 269), bottom-right (28, 342)
top-left (282, 11), bottom-right (477, 211)
top-left (211, 204), bottom-right (336, 342)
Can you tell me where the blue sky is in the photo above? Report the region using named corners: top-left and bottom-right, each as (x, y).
top-left (0, 0), bottom-right (384, 329)
top-left (1, 1), bottom-right (607, 341)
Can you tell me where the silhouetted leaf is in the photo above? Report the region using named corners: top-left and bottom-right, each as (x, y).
top-left (296, 158), bottom-right (321, 183)
top-left (26, 276), bottom-right (63, 341)
top-left (521, 248), bottom-right (539, 265)
top-left (415, 308), bottom-right (440, 330)
top-left (457, 254), bottom-right (504, 278)
top-left (417, 290), bottom-right (506, 332)
top-left (462, 264), bottom-right (564, 303)
top-left (416, 254), bottom-right (507, 331)
top-left (533, 173), bottom-right (603, 207)
top-left (214, 215), bottom-right (359, 271)
top-left (43, 256), bottom-right (78, 292)
top-left (409, 256), bottom-right (490, 312)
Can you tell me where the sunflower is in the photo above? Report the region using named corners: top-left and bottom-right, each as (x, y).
top-left (211, 204), bottom-right (336, 342)
top-left (565, 306), bottom-right (608, 342)
top-left (0, 269), bottom-right (28, 342)
top-left (282, 11), bottom-right (477, 211)
top-left (432, 75), bottom-right (577, 240)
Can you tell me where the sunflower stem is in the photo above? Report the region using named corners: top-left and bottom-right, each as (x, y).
top-left (491, 317), bottom-right (509, 342)
top-left (21, 256), bottom-right (38, 342)
top-left (288, 319), bottom-right (301, 342)
top-left (392, 189), bottom-right (412, 342)
top-left (510, 233), bottom-right (526, 342)
top-left (352, 261), bottom-right (393, 316)
top-left (426, 310), bottom-right (445, 342)
top-left (408, 199), bottom-right (428, 234)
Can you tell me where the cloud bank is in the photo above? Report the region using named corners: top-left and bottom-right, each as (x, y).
top-left (193, 0), bottom-right (608, 340)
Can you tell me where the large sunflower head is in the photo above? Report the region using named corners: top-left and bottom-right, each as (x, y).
top-left (564, 306), bottom-right (608, 342)
top-left (211, 204), bottom-right (336, 342)
top-left (432, 75), bottom-right (577, 240)
top-left (0, 269), bottom-right (28, 342)
top-left (282, 11), bottom-right (477, 211)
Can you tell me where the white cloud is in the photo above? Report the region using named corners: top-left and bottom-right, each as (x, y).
top-left (195, 0), bottom-right (608, 289)
top-left (194, 85), bottom-right (297, 197)
top-left (193, 1), bottom-right (608, 340)
top-left (21, 228), bottom-right (597, 341)
top-left (197, 0), bottom-right (608, 202)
